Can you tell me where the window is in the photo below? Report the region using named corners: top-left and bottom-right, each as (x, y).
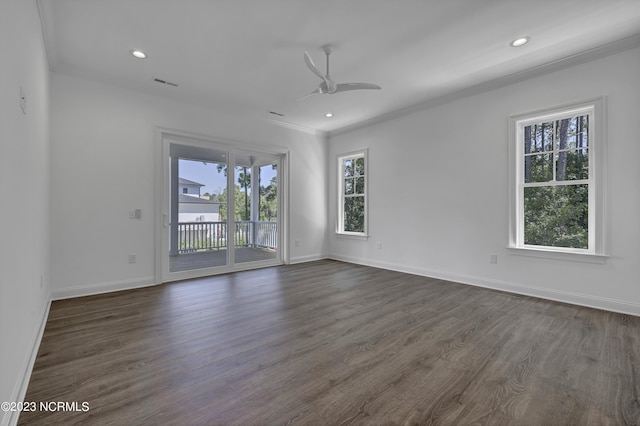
top-left (337, 150), bottom-right (368, 236)
top-left (509, 99), bottom-right (606, 260)
top-left (182, 187), bottom-right (188, 194)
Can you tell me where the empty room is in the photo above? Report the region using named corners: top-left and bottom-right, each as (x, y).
top-left (2, 0), bottom-right (640, 425)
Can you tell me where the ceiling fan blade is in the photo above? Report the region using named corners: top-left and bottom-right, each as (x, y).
top-left (335, 83), bottom-right (381, 92)
top-left (296, 87), bottom-right (321, 101)
top-left (304, 51), bottom-right (326, 81)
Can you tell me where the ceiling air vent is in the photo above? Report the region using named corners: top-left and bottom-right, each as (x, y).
top-left (153, 77), bottom-right (178, 87)
top-left (269, 111), bottom-right (285, 117)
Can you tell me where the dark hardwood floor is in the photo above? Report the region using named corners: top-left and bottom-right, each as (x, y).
top-left (20, 260), bottom-right (640, 425)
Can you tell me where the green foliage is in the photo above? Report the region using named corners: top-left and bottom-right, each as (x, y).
top-left (524, 185), bottom-right (588, 249)
top-left (522, 114), bottom-right (590, 249)
top-left (214, 184), bottom-right (249, 221)
top-left (237, 167), bottom-right (251, 221)
top-left (344, 197), bottom-right (364, 232)
top-left (524, 116), bottom-right (589, 183)
top-left (343, 157), bottom-right (365, 232)
top-left (212, 163), bottom-right (278, 222)
top-left (259, 174), bottom-right (277, 221)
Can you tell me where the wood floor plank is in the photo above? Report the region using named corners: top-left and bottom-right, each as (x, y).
top-left (19, 260), bottom-right (640, 425)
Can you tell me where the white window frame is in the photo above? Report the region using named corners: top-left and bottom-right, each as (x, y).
top-left (337, 149), bottom-right (368, 237)
top-left (508, 98), bottom-right (607, 263)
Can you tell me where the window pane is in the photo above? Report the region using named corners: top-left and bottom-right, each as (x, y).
top-left (525, 123), bottom-right (553, 153)
top-left (344, 178), bottom-right (354, 195)
top-left (556, 115), bottom-right (589, 150)
top-left (555, 118), bottom-right (568, 151)
top-left (524, 185), bottom-right (588, 249)
top-left (344, 159), bottom-right (354, 177)
top-left (557, 149), bottom-right (588, 181)
top-left (355, 177), bottom-right (365, 194)
top-left (344, 196), bottom-right (365, 233)
top-left (524, 153), bottom-right (553, 183)
top-left (258, 163), bottom-right (277, 221)
top-left (578, 115), bottom-right (589, 148)
top-left (355, 157), bottom-right (365, 176)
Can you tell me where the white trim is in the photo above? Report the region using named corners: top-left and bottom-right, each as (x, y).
top-left (329, 254), bottom-right (640, 317)
top-left (265, 115), bottom-right (329, 138)
top-left (282, 150), bottom-right (291, 265)
top-left (228, 151), bottom-right (236, 268)
top-left (156, 127), bottom-right (291, 159)
top-left (50, 277), bottom-right (156, 300)
top-left (335, 233), bottom-right (369, 241)
top-left (507, 246), bottom-right (607, 264)
top-left (154, 127), bottom-right (164, 285)
top-left (160, 258), bottom-right (284, 283)
top-left (336, 149), bottom-right (368, 236)
top-left (508, 97), bottom-right (607, 257)
top-left (4, 299), bottom-right (51, 426)
top-left (289, 254), bottom-right (329, 264)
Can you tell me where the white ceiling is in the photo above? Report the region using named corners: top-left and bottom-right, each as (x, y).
top-left (38, 0), bottom-right (640, 134)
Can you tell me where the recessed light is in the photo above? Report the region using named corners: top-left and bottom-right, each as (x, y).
top-left (325, 112), bottom-right (333, 118)
top-left (130, 49), bottom-right (147, 59)
top-left (510, 37), bottom-right (529, 47)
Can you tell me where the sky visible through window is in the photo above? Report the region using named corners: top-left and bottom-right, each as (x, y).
top-left (179, 159), bottom-right (276, 196)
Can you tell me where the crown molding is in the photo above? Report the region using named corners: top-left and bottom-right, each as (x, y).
top-left (329, 33), bottom-right (640, 138)
top-left (266, 116), bottom-right (329, 139)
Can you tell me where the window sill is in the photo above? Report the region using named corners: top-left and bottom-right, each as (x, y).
top-left (507, 246), bottom-right (608, 264)
top-left (335, 232), bottom-right (369, 241)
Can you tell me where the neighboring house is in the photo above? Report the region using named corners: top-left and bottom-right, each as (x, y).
top-left (176, 179), bottom-right (224, 253)
top-left (178, 193), bottom-right (222, 223)
top-left (179, 177), bottom-right (204, 197)
top-left (178, 178), bottom-right (222, 222)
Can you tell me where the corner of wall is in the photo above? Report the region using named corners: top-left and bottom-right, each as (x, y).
top-left (4, 300), bottom-right (51, 426)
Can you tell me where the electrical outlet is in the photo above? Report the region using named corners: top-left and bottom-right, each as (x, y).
top-left (294, 239), bottom-right (300, 247)
top-left (489, 254), bottom-right (498, 264)
top-left (128, 254), bottom-right (137, 264)
top-left (135, 208), bottom-right (142, 219)
top-left (376, 241), bottom-right (383, 250)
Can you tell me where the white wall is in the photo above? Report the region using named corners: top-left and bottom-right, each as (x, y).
top-left (0, 0), bottom-right (51, 422)
top-left (328, 46), bottom-right (640, 315)
top-left (50, 72), bottom-right (328, 296)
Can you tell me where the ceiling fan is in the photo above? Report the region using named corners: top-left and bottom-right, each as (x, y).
top-left (299, 44), bottom-right (381, 100)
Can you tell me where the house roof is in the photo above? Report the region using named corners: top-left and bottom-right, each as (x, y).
top-left (178, 194), bottom-right (222, 205)
top-left (179, 177), bottom-right (204, 187)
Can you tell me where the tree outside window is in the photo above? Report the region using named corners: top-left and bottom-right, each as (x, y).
top-left (338, 150), bottom-right (367, 235)
top-left (523, 115), bottom-right (589, 249)
top-left (510, 99), bottom-right (606, 258)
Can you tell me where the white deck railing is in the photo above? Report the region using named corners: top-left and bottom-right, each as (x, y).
top-left (177, 221), bottom-right (277, 253)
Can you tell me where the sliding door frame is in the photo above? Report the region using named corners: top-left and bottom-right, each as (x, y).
top-left (154, 128), bottom-right (290, 284)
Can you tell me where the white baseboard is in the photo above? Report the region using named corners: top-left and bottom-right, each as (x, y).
top-left (3, 299), bottom-right (51, 426)
top-left (289, 254), bottom-right (329, 264)
top-left (51, 276), bottom-right (157, 301)
top-left (329, 254), bottom-right (640, 317)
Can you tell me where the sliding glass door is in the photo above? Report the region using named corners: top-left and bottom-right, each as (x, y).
top-left (160, 134), bottom-right (283, 282)
top-left (168, 144), bottom-right (229, 273)
top-left (233, 153), bottom-right (279, 265)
